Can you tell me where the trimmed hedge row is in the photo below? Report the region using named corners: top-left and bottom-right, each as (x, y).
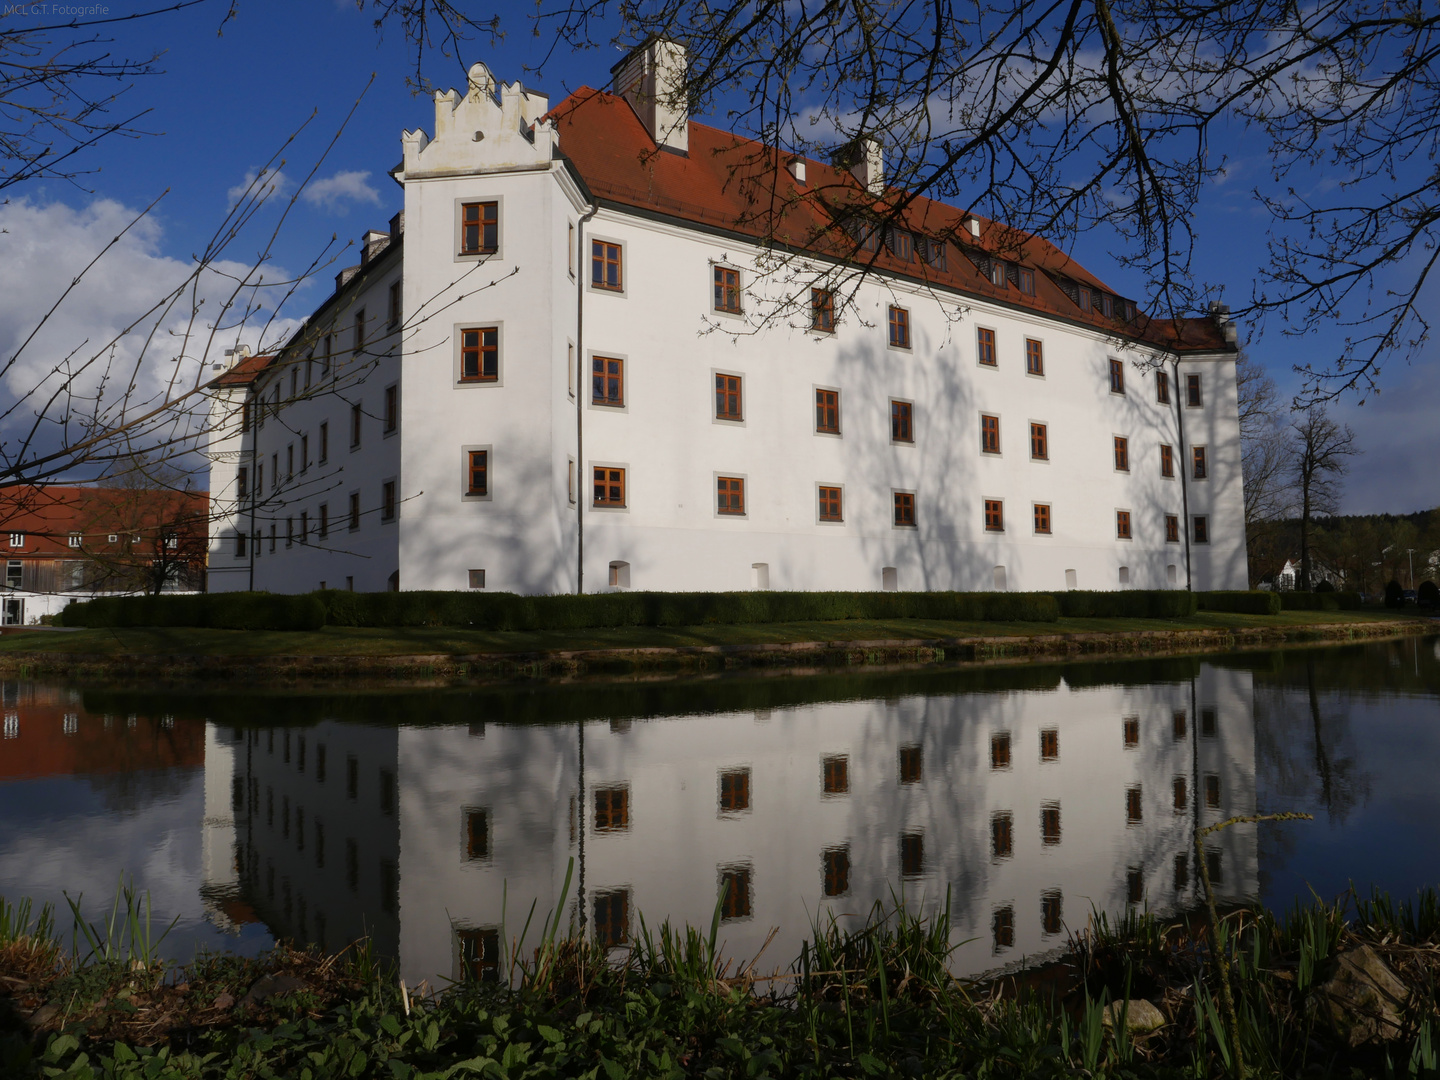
top-left (61, 587), bottom-right (1311, 632)
top-left (1278, 591), bottom-right (1363, 612)
top-left (312, 588), bottom-right (1061, 630)
top-left (1052, 590), bottom-right (1198, 619)
top-left (1196, 590), bottom-right (1282, 615)
top-left (59, 593), bottom-right (325, 631)
top-left (59, 589), bottom-right (1065, 631)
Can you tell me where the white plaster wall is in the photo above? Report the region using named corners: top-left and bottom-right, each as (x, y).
top-left (212, 260), bottom-right (405, 594)
top-left (576, 209), bottom-right (1244, 593)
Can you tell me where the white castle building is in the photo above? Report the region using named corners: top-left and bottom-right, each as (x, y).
top-left (205, 41), bottom-right (1245, 595)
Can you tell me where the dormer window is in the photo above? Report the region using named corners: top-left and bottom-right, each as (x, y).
top-left (885, 227), bottom-right (913, 261)
top-left (844, 218), bottom-right (880, 253)
top-left (917, 237), bottom-right (947, 269)
top-left (988, 260), bottom-right (1006, 288)
top-left (1017, 267), bottom-right (1035, 295)
top-left (67, 533), bottom-right (82, 549)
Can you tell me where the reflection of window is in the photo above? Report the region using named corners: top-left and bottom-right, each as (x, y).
top-left (1041, 890), bottom-right (1063, 935)
top-left (380, 859), bottom-right (398, 913)
top-left (1123, 716), bottom-right (1139, 747)
top-left (898, 745), bottom-right (923, 785)
top-left (1204, 774), bottom-right (1221, 809)
top-left (719, 769), bottom-right (751, 814)
top-left (991, 812), bottom-right (1013, 858)
top-left (1039, 729), bottom-right (1058, 761)
top-left (1127, 867), bottom-right (1144, 905)
top-left (1173, 776), bottom-right (1187, 811)
top-left (379, 769), bottom-right (396, 816)
top-left (1173, 709), bottom-right (1187, 739)
top-left (822, 755), bottom-right (849, 795)
top-left (900, 833), bottom-right (924, 878)
top-left (719, 865), bottom-right (752, 921)
top-left (458, 927), bottom-right (500, 982)
top-left (1126, 786), bottom-right (1143, 824)
top-left (823, 847), bottom-right (850, 896)
top-left (1041, 802), bottom-right (1061, 845)
top-left (1174, 854), bottom-right (1189, 891)
top-left (991, 731), bottom-right (1011, 769)
top-left (993, 906), bottom-right (1014, 951)
top-left (1201, 708), bottom-right (1217, 737)
top-left (1206, 849), bottom-right (1224, 885)
top-left (593, 889), bottom-right (630, 947)
top-left (594, 787), bottom-right (630, 831)
top-left (464, 809), bottom-right (490, 860)
top-left (345, 838), bottom-right (358, 892)
top-left (346, 756), bottom-right (358, 800)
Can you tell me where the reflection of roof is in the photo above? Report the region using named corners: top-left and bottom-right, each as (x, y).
top-left (548, 88), bottom-right (1232, 353)
top-left (0, 706), bottom-right (206, 780)
top-left (210, 353), bottom-right (275, 388)
top-left (0, 485), bottom-right (208, 557)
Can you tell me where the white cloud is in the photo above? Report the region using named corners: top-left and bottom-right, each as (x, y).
top-left (0, 196), bottom-right (302, 476)
top-left (302, 169), bottom-right (382, 214)
top-left (226, 167), bottom-right (293, 207)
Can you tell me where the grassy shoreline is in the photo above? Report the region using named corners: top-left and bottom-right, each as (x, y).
top-left (0, 610), bottom-right (1429, 681)
top-left (6, 886), bottom-right (1440, 1078)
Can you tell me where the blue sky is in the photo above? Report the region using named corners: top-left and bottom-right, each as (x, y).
top-left (3, 0), bottom-right (1435, 514)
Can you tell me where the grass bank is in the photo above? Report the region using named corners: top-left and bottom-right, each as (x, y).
top-left (0, 609), bottom-right (1429, 681)
top-left (5, 883), bottom-right (1440, 1078)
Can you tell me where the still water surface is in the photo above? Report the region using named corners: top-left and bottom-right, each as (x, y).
top-left (1, 638), bottom-right (1436, 986)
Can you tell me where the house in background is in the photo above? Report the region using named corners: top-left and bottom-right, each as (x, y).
top-left (206, 41), bottom-right (1246, 596)
top-left (0, 485), bottom-right (209, 624)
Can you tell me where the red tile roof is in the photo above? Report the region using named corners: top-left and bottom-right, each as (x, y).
top-left (210, 353), bottom-right (275, 388)
top-left (0, 485), bottom-right (209, 557)
top-left (549, 88), bottom-right (1232, 353)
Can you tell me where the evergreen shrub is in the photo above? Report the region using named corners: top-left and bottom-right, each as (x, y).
top-left (1196, 590), bottom-right (1282, 615)
top-left (1053, 590), bottom-right (1198, 618)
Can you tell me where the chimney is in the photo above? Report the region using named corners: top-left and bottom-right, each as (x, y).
top-left (361, 229), bottom-right (390, 264)
top-left (833, 137), bottom-right (884, 195)
top-left (788, 157), bottom-right (806, 184)
top-left (964, 215), bottom-right (981, 239)
top-left (611, 37), bottom-right (689, 154)
top-left (219, 344), bottom-right (251, 372)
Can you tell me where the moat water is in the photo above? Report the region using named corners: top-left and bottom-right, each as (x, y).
top-left (1, 637), bottom-right (1437, 985)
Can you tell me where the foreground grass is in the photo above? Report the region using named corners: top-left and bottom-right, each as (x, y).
top-left (6, 887), bottom-right (1440, 1079)
top-left (0, 609), bottom-right (1426, 658)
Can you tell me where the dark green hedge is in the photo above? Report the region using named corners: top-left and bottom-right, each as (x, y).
top-left (59, 592), bottom-right (326, 631)
top-left (1278, 591), bottom-right (1364, 612)
top-left (1052, 590), bottom-right (1198, 619)
top-left (313, 589), bottom-right (1062, 630)
top-left (57, 589), bottom-right (1063, 631)
top-left (1196, 590), bottom-right (1282, 615)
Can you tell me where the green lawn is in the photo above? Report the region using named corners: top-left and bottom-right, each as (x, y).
top-left (0, 609), bottom-right (1426, 658)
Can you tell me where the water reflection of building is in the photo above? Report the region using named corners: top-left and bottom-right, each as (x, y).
top-left (220, 665), bottom-right (1257, 985)
top-left (225, 723), bottom-right (401, 959)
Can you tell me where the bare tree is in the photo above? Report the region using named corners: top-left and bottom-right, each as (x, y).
top-left (1235, 351), bottom-right (1294, 585)
top-left (1291, 406), bottom-right (1358, 591)
top-left (442, 0), bottom-right (1440, 399)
